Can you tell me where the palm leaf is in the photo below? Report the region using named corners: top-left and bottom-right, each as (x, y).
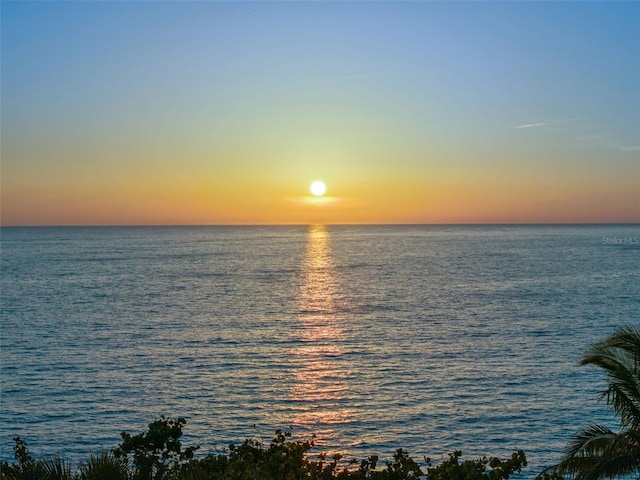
top-left (549, 424), bottom-right (640, 480)
top-left (581, 328), bottom-right (640, 430)
top-left (38, 455), bottom-right (73, 480)
top-left (545, 327), bottom-right (640, 480)
top-left (78, 451), bottom-right (129, 480)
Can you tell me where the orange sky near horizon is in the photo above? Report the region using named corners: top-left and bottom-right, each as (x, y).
top-left (2, 171), bottom-right (638, 226)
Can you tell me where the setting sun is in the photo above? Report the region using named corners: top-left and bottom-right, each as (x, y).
top-left (310, 181), bottom-right (326, 196)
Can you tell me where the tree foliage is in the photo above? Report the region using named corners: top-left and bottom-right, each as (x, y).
top-left (1, 419), bottom-right (528, 480)
top-left (113, 416), bottom-right (199, 480)
top-left (424, 450), bottom-right (527, 480)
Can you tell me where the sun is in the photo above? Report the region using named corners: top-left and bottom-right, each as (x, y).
top-left (310, 181), bottom-right (326, 196)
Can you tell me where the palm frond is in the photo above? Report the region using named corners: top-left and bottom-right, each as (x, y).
top-left (38, 455), bottom-right (73, 480)
top-left (78, 451), bottom-right (129, 480)
top-left (582, 327), bottom-right (640, 377)
top-left (550, 425), bottom-right (640, 480)
top-left (546, 327), bottom-right (640, 480)
top-left (563, 424), bottom-right (617, 459)
top-left (581, 328), bottom-right (640, 430)
top-left (595, 327), bottom-right (640, 361)
top-left (604, 381), bottom-right (640, 430)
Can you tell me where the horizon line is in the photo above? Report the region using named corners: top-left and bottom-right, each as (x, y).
top-left (2, 222), bottom-right (639, 228)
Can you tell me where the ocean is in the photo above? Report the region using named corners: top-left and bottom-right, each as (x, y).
top-left (1, 225), bottom-right (638, 476)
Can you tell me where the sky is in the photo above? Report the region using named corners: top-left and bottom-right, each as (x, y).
top-left (1, 1), bottom-right (639, 225)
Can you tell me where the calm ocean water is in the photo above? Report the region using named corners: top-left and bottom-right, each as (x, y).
top-left (1, 225), bottom-right (639, 476)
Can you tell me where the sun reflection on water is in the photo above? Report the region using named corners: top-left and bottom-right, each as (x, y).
top-left (289, 225), bottom-right (355, 451)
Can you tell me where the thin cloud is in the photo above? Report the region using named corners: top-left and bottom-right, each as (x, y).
top-left (618, 145), bottom-right (640, 152)
top-left (574, 133), bottom-right (640, 153)
top-left (513, 122), bottom-right (547, 129)
top-left (557, 117), bottom-right (585, 124)
top-left (285, 196), bottom-right (341, 206)
top-left (513, 118), bottom-right (584, 130)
